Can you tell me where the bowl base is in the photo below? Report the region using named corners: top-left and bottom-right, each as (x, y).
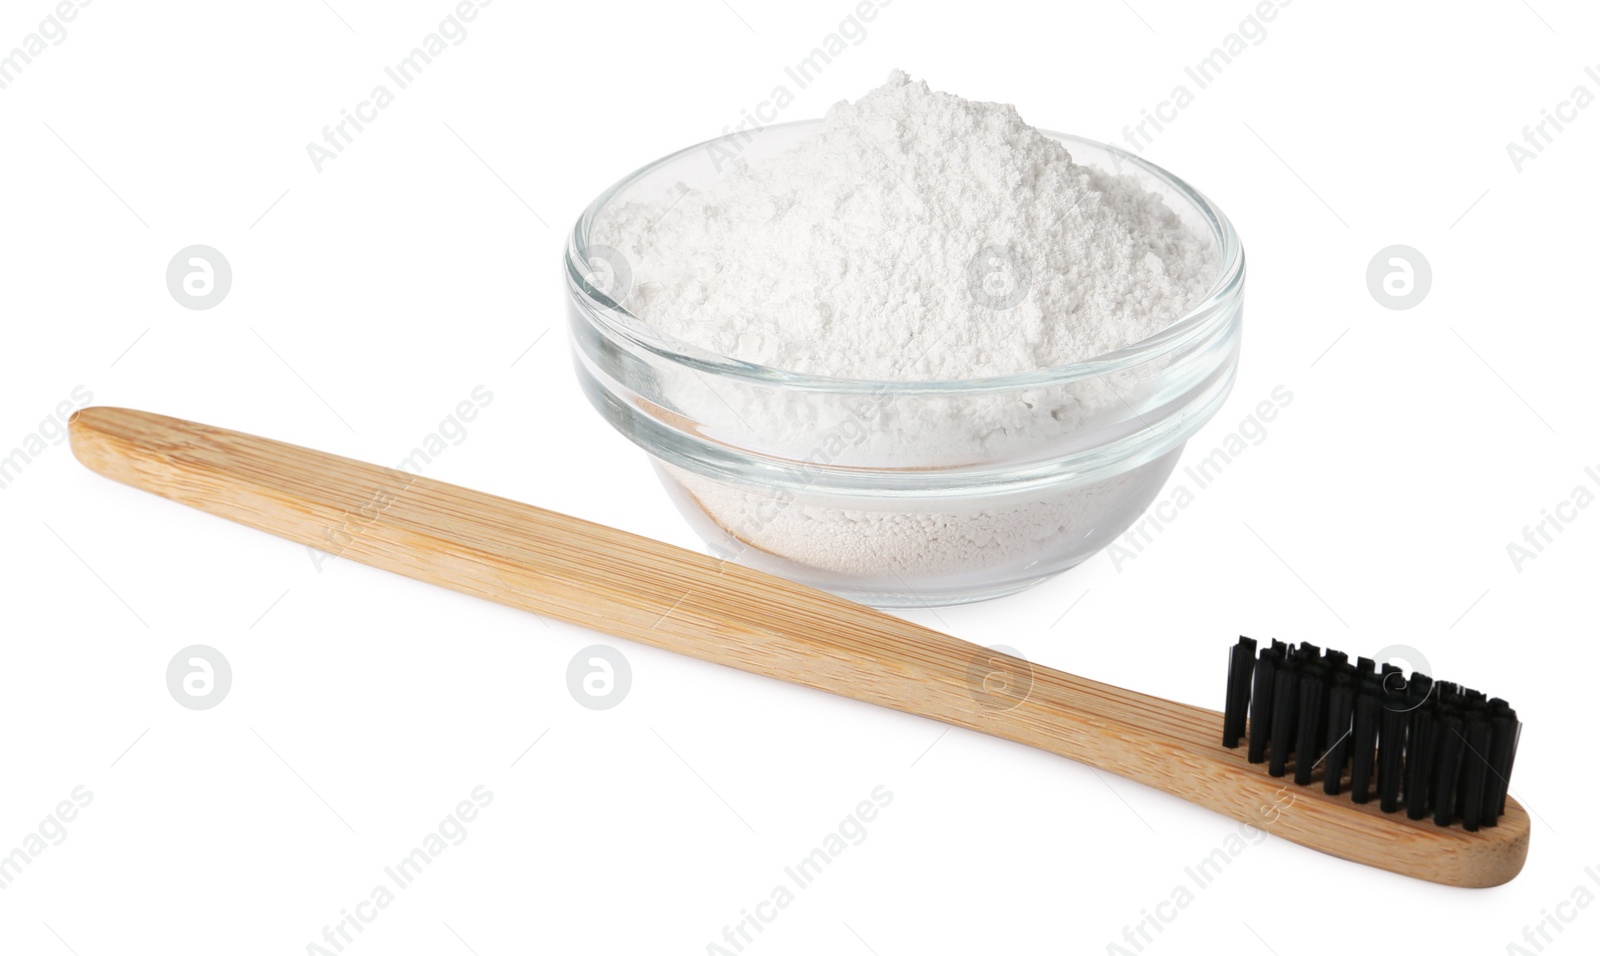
top-left (813, 571), bottom-right (1066, 609)
top-left (701, 530), bottom-right (1078, 609)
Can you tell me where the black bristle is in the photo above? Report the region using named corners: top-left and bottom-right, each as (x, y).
top-left (1482, 711), bottom-right (1516, 825)
top-left (1380, 663), bottom-right (1403, 697)
top-left (1432, 717), bottom-right (1467, 827)
top-left (1223, 637), bottom-right (1518, 830)
top-left (1294, 672), bottom-right (1326, 786)
top-left (1247, 648), bottom-right (1278, 765)
top-left (1460, 719), bottom-right (1492, 832)
top-left (1377, 688), bottom-right (1408, 813)
top-left (1308, 658), bottom-right (1331, 760)
top-left (1502, 714), bottom-right (1522, 816)
top-left (1268, 666), bottom-right (1299, 778)
top-left (1223, 637), bottom-right (1257, 748)
top-left (1404, 708), bottom-right (1437, 820)
top-left (1350, 687), bottom-right (1381, 803)
top-left (1323, 682), bottom-right (1354, 795)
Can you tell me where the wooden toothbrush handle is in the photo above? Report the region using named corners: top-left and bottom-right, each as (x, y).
top-left (68, 407), bottom-right (1527, 887)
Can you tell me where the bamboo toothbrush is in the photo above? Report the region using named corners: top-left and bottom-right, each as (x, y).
top-left (68, 407), bottom-right (1529, 887)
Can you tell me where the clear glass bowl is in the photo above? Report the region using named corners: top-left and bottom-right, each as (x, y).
top-left (565, 121), bottom-right (1244, 607)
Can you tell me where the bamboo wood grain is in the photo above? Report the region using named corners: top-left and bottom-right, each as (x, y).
top-left (69, 406), bottom-right (1528, 887)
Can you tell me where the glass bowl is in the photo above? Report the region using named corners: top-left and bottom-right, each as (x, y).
top-left (565, 120), bottom-right (1244, 607)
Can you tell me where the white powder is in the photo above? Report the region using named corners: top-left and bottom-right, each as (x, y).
top-left (591, 71), bottom-right (1219, 593)
top-left (600, 70), bottom-right (1214, 380)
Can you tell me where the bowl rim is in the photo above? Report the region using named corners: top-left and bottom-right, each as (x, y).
top-left (565, 118), bottom-right (1244, 396)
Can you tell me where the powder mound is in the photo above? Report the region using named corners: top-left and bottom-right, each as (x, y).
top-left (595, 69), bottom-right (1217, 381)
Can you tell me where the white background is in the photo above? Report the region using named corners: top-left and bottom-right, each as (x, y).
top-left (2, 1), bottom-right (1597, 953)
